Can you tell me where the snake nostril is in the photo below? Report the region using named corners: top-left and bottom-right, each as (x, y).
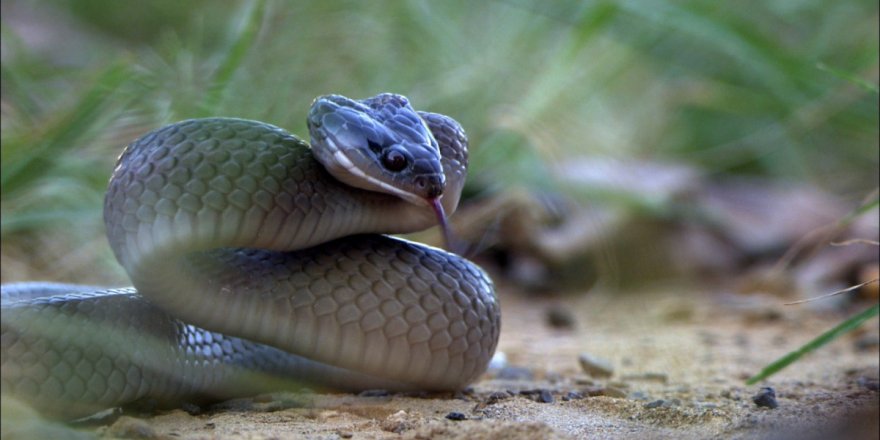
top-left (416, 175), bottom-right (443, 199)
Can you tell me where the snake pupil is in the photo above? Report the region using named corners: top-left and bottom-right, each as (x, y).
top-left (382, 150), bottom-right (408, 172)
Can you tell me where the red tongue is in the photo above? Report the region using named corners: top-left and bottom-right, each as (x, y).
top-left (429, 198), bottom-right (454, 251)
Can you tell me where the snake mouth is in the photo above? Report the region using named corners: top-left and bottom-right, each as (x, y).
top-left (429, 197), bottom-right (454, 252)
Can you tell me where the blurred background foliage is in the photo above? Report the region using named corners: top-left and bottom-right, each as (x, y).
top-left (1, 0), bottom-right (877, 285)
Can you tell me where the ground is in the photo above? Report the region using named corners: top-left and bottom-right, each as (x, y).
top-left (15, 282), bottom-right (874, 439)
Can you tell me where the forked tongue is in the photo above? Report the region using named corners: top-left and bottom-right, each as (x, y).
top-left (429, 198), bottom-right (456, 252)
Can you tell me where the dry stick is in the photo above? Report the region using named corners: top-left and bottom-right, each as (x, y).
top-left (783, 278), bottom-right (879, 305)
top-left (830, 239), bottom-right (880, 246)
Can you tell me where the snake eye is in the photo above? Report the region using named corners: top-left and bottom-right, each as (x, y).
top-left (381, 150), bottom-right (408, 172)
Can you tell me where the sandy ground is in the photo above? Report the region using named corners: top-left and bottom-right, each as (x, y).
top-left (8, 281), bottom-right (874, 440)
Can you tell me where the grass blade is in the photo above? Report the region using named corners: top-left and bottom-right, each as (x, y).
top-left (817, 62), bottom-right (880, 94)
top-left (746, 303), bottom-right (880, 385)
top-left (198, 0), bottom-right (266, 115)
top-left (1, 60), bottom-right (132, 196)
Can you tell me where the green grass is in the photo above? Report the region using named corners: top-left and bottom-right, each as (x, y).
top-left (746, 303), bottom-right (880, 385)
top-left (1, 0), bottom-right (878, 283)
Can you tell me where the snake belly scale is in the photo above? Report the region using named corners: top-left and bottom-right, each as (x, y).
top-left (1, 94), bottom-right (500, 419)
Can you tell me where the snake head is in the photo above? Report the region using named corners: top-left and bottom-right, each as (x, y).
top-left (308, 93), bottom-right (446, 207)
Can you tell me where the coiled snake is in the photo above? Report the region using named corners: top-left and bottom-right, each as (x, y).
top-left (1, 93), bottom-right (500, 419)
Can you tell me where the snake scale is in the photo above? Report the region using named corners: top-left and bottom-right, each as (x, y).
top-left (1, 93), bottom-right (500, 420)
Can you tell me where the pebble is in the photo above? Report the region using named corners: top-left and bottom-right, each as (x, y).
top-left (854, 335), bottom-right (880, 352)
top-left (496, 366), bottom-right (535, 381)
top-left (546, 305), bottom-right (577, 329)
top-left (752, 387), bottom-right (779, 409)
top-left (318, 410), bottom-right (341, 421)
top-left (644, 399), bottom-right (665, 409)
top-left (629, 391), bottom-right (650, 401)
top-left (583, 386), bottom-right (627, 398)
top-left (621, 373), bottom-right (668, 383)
top-left (337, 430), bottom-right (354, 439)
top-left (574, 376), bottom-right (596, 386)
top-left (488, 351), bottom-right (508, 371)
top-left (359, 389), bottom-right (392, 397)
top-left (857, 376), bottom-right (879, 391)
top-left (562, 391), bottom-right (584, 401)
top-left (381, 410), bottom-right (410, 433)
top-left (644, 398), bottom-right (682, 408)
top-left (600, 387), bottom-right (628, 398)
top-left (486, 391), bottom-right (510, 405)
top-left (445, 411), bottom-right (467, 421)
top-left (578, 353), bottom-right (614, 378)
top-left (519, 389), bottom-right (554, 403)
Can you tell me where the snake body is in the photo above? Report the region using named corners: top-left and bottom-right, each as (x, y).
top-left (1, 94), bottom-right (500, 419)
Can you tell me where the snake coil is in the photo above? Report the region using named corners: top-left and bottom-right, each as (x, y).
top-left (1, 94), bottom-right (500, 419)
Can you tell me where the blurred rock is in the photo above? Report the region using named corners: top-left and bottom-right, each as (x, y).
top-left (545, 304), bottom-right (577, 329)
top-left (578, 353), bottom-right (614, 378)
top-left (698, 179), bottom-right (848, 256)
top-left (752, 387), bottom-right (779, 409)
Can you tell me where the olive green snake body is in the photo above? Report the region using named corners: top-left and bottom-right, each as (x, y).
top-left (1, 94), bottom-right (500, 419)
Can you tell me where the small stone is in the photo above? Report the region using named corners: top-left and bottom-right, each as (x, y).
top-left (337, 430), bottom-right (353, 439)
top-left (561, 391), bottom-right (584, 401)
top-left (621, 373), bottom-right (668, 383)
top-left (488, 351), bottom-right (508, 371)
top-left (538, 389), bottom-right (554, 403)
top-left (857, 376), bottom-right (880, 391)
top-left (600, 387), bottom-right (628, 398)
top-left (486, 391), bottom-right (510, 405)
top-left (318, 410), bottom-right (341, 421)
top-left (583, 386), bottom-right (626, 398)
top-left (629, 391), bottom-right (650, 400)
top-left (519, 388), bottom-right (555, 403)
top-left (545, 371), bottom-right (563, 383)
top-left (854, 335), bottom-right (880, 352)
top-left (644, 399), bottom-right (665, 409)
top-left (381, 410), bottom-right (410, 433)
top-left (752, 387), bottom-right (779, 409)
top-left (359, 389), bottom-right (392, 397)
top-left (496, 366), bottom-right (534, 381)
top-left (546, 305), bottom-right (577, 329)
top-left (445, 412), bottom-right (467, 421)
top-left (578, 353), bottom-right (614, 378)
top-left (574, 376), bottom-right (595, 386)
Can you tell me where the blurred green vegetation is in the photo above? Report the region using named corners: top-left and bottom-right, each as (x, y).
top-left (1, 0), bottom-right (877, 283)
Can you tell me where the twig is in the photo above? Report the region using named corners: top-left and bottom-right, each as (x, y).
top-left (784, 279), bottom-right (879, 305)
top-left (830, 239), bottom-right (880, 246)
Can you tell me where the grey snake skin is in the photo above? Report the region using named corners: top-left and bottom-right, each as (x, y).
top-left (1, 97), bottom-right (500, 419)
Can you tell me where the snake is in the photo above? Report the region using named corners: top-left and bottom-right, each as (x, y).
top-left (1, 93), bottom-right (500, 420)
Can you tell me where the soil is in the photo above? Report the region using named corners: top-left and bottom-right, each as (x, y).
top-left (12, 281), bottom-right (875, 439)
